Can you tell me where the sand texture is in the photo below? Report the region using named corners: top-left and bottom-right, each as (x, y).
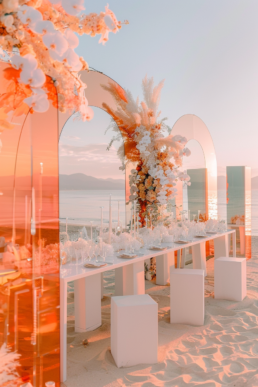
top-left (62, 239), bottom-right (258, 387)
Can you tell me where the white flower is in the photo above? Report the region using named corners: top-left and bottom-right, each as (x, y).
top-left (80, 105), bottom-right (94, 121)
top-left (34, 20), bottom-right (55, 34)
top-left (18, 5), bottom-right (43, 28)
top-left (24, 92), bottom-right (49, 113)
top-left (61, 48), bottom-right (82, 71)
top-left (43, 31), bottom-right (68, 56)
top-left (65, 29), bottom-right (79, 49)
top-left (2, 0), bottom-right (19, 13)
top-left (15, 30), bottom-right (25, 40)
top-left (183, 147), bottom-right (191, 157)
top-left (62, 0), bottom-right (85, 16)
top-left (104, 14), bottom-right (116, 30)
top-left (1, 15), bottom-right (14, 28)
top-left (11, 54), bottom-right (37, 72)
top-left (20, 68), bottom-right (46, 88)
top-left (173, 135), bottom-right (187, 145)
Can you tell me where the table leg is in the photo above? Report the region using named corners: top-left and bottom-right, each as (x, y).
top-left (232, 231), bottom-right (236, 257)
top-left (214, 235), bottom-right (229, 259)
top-left (74, 274), bottom-right (102, 332)
top-left (101, 272), bottom-right (104, 300)
top-left (156, 251), bottom-right (175, 285)
top-left (239, 227), bottom-right (245, 255)
top-left (60, 279), bottom-right (67, 383)
top-left (180, 248), bottom-right (186, 269)
top-left (115, 261), bottom-right (145, 296)
top-left (177, 250), bottom-right (181, 268)
top-left (192, 242), bottom-right (207, 276)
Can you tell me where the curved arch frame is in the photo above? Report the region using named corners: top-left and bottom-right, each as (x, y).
top-left (58, 69), bottom-right (131, 220)
top-left (171, 114), bottom-right (217, 219)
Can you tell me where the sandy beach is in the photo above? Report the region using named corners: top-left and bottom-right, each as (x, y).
top-left (62, 237), bottom-right (258, 387)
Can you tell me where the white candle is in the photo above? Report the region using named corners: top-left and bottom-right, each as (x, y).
top-left (90, 221), bottom-right (93, 241)
top-left (188, 210), bottom-right (191, 221)
top-left (108, 196), bottom-right (112, 244)
top-left (137, 212), bottom-right (139, 233)
top-left (118, 200), bottom-right (120, 227)
top-left (198, 210), bottom-right (201, 222)
top-left (134, 201), bottom-right (136, 236)
top-left (131, 207), bottom-right (133, 235)
top-left (100, 207), bottom-right (103, 236)
top-left (31, 187), bottom-right (36, 235)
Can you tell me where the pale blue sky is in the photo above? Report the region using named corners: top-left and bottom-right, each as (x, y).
top-left (60, 0), bottom-right (258, 178)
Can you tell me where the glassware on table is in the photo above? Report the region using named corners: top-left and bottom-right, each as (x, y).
top-left (100, 246), bottom-right (107, 261)
top-left (75, 249), bottom-right (82, 265)
top-left (88, 246), bottom-right (95, 261)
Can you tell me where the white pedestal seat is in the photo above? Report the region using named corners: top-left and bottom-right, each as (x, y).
top-left (192, 241), bottom-right (207, 276)
top-left (74, 273), bottom-right (102, 332)
top-left (170, 268), bottom-right (205, 326)
top-left (111, 294), bottom-right (158, 368)
top-left (214, 234), bottom-right (229, 259)
top-left (214, 257), bottom-right (246, 301)
top-left (115, 261), bottom-right (145, 296)
top-left (156, 251), bottom-right (175, 285)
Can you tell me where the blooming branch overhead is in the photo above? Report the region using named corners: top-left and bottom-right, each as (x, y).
top-left (104, 77), bottom-right (191, 226)
top-left (0, 0), bottom-right (125, 119)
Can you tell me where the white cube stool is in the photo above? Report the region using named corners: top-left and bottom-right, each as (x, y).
top-left (156, 251), bottom-right (175, 285)
top-left (214, 257), bottom-right (246, 301)
top-left (170, 268), bottom-right (204, 326)
top-left (111, 294), bottom-right (158, 368)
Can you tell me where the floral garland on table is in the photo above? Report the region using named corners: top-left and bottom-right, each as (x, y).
top-left (103, 77), bottom-right (191, 227)
top-left (0, 0), bottom-right (126, 129)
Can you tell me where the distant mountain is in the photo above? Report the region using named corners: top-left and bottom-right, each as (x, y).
top-left (59, 173), bottom-right (125, 190)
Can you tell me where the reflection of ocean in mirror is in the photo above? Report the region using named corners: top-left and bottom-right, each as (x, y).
top-left (60, 190), bottom-right (126, 228)
top-left (60, 189), bottom-right (258, 236)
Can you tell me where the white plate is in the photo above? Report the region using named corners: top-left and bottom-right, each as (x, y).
top-left (84, 263), bottom-right (107, 268)
top-left (149, 246), bottom-right (167, 251)
top-left (118, 254), bottom-right (137, 259)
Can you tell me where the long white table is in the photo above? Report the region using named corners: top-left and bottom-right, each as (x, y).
top-left (60, 229), bottom-right (236, 382)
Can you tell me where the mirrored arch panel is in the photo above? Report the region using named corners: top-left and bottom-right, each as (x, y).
top-left (171, 114), bottom-right (218, 220)
top-left (0, 61), bottom-right (60, 385)
top-left (59, 106), bottom-right (126, 240)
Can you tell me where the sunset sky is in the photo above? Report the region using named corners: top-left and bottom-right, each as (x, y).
top-left (59, 0), bottom-right (258, 179)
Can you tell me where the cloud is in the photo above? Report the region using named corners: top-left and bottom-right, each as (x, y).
top-left (64, 136), bottom-right (80, 140)
top-left (59, 143), bottom-right (120, 164)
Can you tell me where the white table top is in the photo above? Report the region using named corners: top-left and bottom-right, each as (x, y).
top-left (228, 223), bottom-right (245, 228)
top-left (60, 230), bottom-right (235, 283)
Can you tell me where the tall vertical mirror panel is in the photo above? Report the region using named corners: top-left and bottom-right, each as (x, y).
top-left (59, 107), bottom-right (126, 244)
top-left (0, 61), bottom-right (60, 386)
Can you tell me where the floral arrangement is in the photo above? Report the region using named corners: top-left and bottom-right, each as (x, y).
top-left (231, 215), bottom-right (245, 225)
top-left (0, 0), bottom-right (125, 128)
top-left (103, 77), bottom-right (191, 226)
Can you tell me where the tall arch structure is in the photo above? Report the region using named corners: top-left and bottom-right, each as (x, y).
top-left (171, 114), bottom-right (218, 219)
top-left (58, 69), bottom-right (131, 213)
top-left (58, 69), bottom-right (123, 136)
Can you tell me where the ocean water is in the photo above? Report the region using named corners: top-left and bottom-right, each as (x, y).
top-left (59, 190), bottom-right (126, 228)
top-left (59, 189), bottom-right (258, 236)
